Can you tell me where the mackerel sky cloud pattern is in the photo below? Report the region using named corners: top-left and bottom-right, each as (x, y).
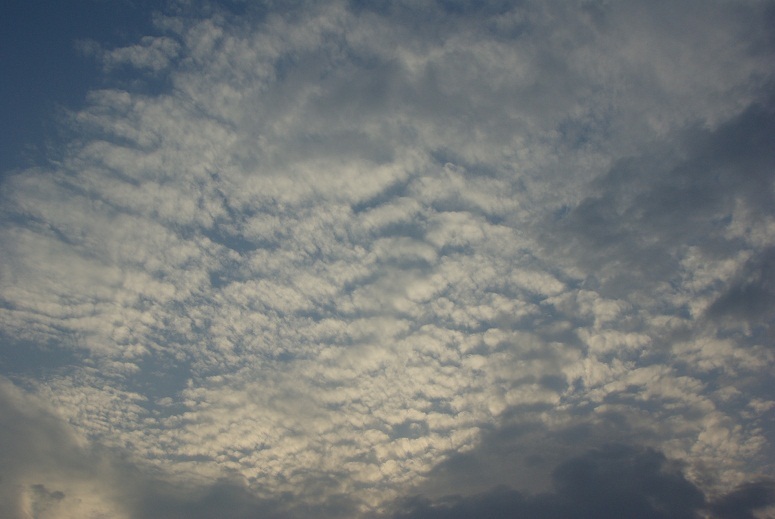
top-left (1, 1), bottom-right (774, 517)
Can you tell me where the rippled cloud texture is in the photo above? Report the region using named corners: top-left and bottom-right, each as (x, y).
top-left (2, 1), bottom-right (775, 517)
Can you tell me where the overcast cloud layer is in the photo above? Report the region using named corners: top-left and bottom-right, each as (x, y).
top-left (1, 1), bottom-right (775, 517)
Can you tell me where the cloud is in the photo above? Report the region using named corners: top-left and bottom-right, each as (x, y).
top-left (4, 377), bottom-right (770, 519)
top-left (0, 378), bottom-right (128, 518)
top-left (710, 480), bottom-right (775, 519)
top-left (1, 0), bottom-right (774, 516)
top-left (79, 35), bottom-right (180, 73)
top-left (0, 377), bottom-right (360, 519)
top-left (705, 246), bottom-right (775, 327)
top-left (387, 444), bottom-right (775, 519)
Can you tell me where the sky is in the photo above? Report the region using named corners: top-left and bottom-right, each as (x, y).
top-left (1, 1), bottom-right (774, 518)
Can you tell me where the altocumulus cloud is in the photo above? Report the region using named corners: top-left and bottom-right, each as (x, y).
top-left (1, 0), bottom-right (774, 517)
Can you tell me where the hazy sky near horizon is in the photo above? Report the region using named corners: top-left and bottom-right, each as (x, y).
top-left (1, 1), bottom-right (775, 518)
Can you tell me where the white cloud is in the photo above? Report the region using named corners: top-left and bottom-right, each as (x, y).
top-left (1, 0), bottom-right (774, 517)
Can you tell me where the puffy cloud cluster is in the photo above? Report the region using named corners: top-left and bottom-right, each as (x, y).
top-left (1, 0), bottom-right (774, 517)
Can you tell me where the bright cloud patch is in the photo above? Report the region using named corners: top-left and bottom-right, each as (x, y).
top-left (1, 1), bottom-right (774, 518)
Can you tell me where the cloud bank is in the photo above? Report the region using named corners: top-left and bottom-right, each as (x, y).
top-left (1, 0), bottom-right (774, 517)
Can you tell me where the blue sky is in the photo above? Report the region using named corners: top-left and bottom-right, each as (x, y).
top-left (0, 0), bottom-right (161, 173)
top-left (1, 1), bottom-right (774, 518)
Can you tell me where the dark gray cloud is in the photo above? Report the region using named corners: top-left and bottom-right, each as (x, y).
top-left (706, 246), bottom-right (775, 327)
top-left (388, 445), bottom-right (775, 519)
top-left (710, 480), bottom-right (775, 519)
top-left (545, 100), bottom-right (775, 300)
